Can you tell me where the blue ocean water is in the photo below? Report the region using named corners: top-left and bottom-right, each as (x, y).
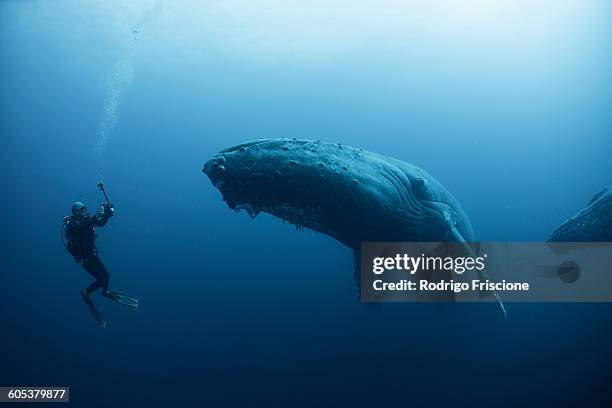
top-left (1, 1), bottom-right (611, 406)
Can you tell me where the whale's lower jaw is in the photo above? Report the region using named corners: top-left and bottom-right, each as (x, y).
top-left (264, 205), bottom-right (324, 231)
top-left (230, 199), bottom-right (318, 228)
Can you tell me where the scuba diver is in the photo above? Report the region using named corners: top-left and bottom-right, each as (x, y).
top-left (62, 182), bottom-right (139, 328)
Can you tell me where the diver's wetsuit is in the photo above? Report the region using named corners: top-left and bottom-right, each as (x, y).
top-left (66, 210), bottom-right (113, 296)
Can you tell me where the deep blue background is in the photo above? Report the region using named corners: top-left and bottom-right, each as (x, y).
top-left (1, 1), bottom-right (611, 406)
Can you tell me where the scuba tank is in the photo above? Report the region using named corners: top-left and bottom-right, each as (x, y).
top-left (61, 215), bottom-right (81, 262)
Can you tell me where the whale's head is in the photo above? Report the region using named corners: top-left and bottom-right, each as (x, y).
top-left (204, 138), bottom-right (474, 246)
top-left (203, 138), bottom-right (387, 239)
top-left (203, 139), bottom-right (315, 218)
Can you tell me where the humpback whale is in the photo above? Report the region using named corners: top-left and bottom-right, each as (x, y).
top-left (203, 138), bottom-right (507, 312)
top-left (203, 138), bottom-right (474, 246)
top-left (202, 139), bottom-right (507, 317)
top-left (548, 186), bottom-right (612, 243)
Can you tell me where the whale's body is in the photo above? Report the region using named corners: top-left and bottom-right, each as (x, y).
top-left (203, 138), bottom-right (474, 250)
top-left (548, 186), bottom-right (612, 242)
top-left (202, 139), bottom-right (508, 314)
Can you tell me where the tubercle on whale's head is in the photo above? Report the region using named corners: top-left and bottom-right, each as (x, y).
top-left (202, 138), bottom-right (317, 217)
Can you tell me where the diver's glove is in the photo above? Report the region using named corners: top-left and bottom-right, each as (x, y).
top-left (105, 202), bottom-right (115, 216)
top-left (99, 202), bottom-right (115, 217)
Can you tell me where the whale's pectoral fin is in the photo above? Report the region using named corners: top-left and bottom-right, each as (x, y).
top-left (354, 248), bottom-right (382, 308)
top-left (588, 186), bottom-right (611, 205)
top-left (353, 249), bottom-right (361, 298)
top-left (447, 222), bottom-right (508, 319)
top-left (447, 223), bottom-right (482, 279)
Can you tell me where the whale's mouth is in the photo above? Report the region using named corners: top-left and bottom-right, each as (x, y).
top-left (230, 201), bottom-right (318, 228)
top-left (234, 202), bottom-right (261, 218)
top-left (203, 153), bottom-right (269, 219)
top-left (203, 154), bottom-right (247, 211)
top-left (202, 154), bottom-right (228, 187)
top-left (203, 154), bottom-right (320, 227)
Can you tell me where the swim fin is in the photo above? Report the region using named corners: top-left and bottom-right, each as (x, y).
top-left (104, 292), bottom-right (139, 309)
top-left (81, 291), bottom-right (107, 329)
